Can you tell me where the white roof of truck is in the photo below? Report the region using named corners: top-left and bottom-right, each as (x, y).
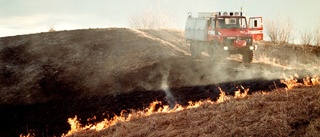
top-left (197, 12), bottom-right (243, 18)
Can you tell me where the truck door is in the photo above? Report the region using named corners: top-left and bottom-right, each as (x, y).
top-left (248, 17), bottom-right (263, 41)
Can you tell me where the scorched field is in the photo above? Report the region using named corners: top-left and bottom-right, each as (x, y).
top-left (0, 28), bottom-right (320, 137)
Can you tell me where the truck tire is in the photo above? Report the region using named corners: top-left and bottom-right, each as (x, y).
top-left (242, 50), bottom-right (253, 63)
top-left (190, 42), bottom-right (201, 57)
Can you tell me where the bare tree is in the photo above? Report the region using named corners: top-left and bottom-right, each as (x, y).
top-left (265, 16), bottom-right (293, 44)
top-left (129, 10), bottom-right (171, 29)
top-left (278, 18), bottom-right (293, 44)
top-left (48, 23), bottom-right (56, 32)
top-left (300, 28), bottom-right (313, 46)
top-left (128, 1), bottom-right (172, 29)
top-left (313, 25), bottom-right (320, 46)
top-left (129, 10), bottom-right (156, 29)
top-left (49, 27), bottom-right (56, 32)
top-left (265, 19), bottom-right (279, 43)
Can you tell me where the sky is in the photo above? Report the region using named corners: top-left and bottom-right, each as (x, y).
top-left (1, 0), bottom-right (320, 40)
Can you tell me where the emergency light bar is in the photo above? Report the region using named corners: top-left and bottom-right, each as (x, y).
top-left (219, 12), bottom-right (243, 16)
top-left (197, 11), bottom-right (243, 18)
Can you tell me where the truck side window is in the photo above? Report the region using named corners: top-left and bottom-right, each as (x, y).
top-left (218, 19), bottom-right (225, 28)
top-left (254, 20), bottom-right (258, 27)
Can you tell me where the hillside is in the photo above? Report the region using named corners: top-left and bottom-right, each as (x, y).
top-left (0, 28), bottom-right (320, 136)
top-left (0, 28), bottom-right (190, 104)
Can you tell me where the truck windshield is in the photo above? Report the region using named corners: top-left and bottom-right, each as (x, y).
top-left (217, 17), bottom-right (247, 29)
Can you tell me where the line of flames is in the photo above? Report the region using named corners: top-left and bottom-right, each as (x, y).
top-left (64, 75), bottom-right (320, 136)
top-left (22, 75), bottom-right (320, 137)
top-left (62, 87), bottom-right (252, 136)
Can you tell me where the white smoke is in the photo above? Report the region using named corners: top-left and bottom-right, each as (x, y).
top-left (161, 71), bottom-right (176, 109)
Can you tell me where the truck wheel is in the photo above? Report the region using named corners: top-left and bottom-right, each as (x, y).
top-left (242, 50), bottom-right (253, 63)
top-left (190, 42), bottom-right (201, 57)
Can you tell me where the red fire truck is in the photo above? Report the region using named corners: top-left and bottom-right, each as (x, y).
top-left (185, 11), bottom-right (263, 63)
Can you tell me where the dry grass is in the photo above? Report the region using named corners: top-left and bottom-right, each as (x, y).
top-left (305, 117), bottom-right (320, 137)
top-left (254, 42), bottom-right (320, 69)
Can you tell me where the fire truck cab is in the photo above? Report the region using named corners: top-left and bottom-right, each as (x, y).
top-left (185, 11), bottom-right (263, 63)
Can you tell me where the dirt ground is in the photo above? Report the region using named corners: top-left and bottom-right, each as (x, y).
top-left (0, 28), bottom-right (319, 136)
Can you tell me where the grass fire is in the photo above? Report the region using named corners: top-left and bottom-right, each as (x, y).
top-left (0, 28), bottom-right (320, 137)
top-left (60, 75), bottom-right (320, 137)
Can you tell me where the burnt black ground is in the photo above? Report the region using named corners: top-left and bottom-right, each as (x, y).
top-left (0, 78), bottom-right (287, 137)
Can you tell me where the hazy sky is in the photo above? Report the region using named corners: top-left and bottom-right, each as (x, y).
top-left (1, 0), bottom-right (320, 38)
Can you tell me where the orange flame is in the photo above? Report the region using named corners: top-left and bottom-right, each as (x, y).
top-left (234, 86), bottom-right (249, 98)
top-left (216, 87), bottom-right (230, 103)
top-left (303, 75), bottom-right (320, 86)
top-left (281, 75), bottom-right (320, 90)
top-left (63, 91), bottom-right (236, 136)
top-left (280, 74), bottom-right (302, 90)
